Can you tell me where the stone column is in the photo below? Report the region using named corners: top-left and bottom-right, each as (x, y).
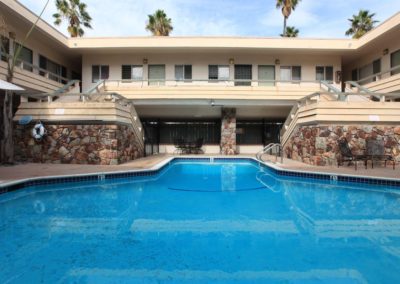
top-left (220, 108), bottom-right (236, 155)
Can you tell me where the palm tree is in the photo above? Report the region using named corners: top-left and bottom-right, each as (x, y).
top-left (281, 26), bottom-right (299, 37)
top-left (345, 10), bottom-right (378, 39)
top-left (53, 0), bottom-right (92, 37)
top-left (276, 0), bottom-right (301, 37)
top-left (145, 10), bottom-right (173, 36)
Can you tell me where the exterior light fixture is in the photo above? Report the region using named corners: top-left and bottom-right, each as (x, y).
top-left (275, 59), bottom-right (280, 65)
top-left (229, 58), bottom-right (234, 65)
top-left (9, 32), bottom-right (16, 39)
top-left (210, 99), bottom-right (215, 107)
top-left (383, 48), bottom-right (389, 55)
top-left (143, 58), bottom-right (148, 64)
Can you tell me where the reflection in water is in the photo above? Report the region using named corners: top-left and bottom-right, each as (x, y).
top-left (0, 160), bottom-right (399, 283)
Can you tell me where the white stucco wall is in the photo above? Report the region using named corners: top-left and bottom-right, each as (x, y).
top-left (81, 52), bottom-right (342, 92)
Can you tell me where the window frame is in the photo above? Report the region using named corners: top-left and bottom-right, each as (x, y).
top-left (15, 43), bottom-right (33, 72)
top-left (316, 66), bottom-right (334, 82)
top-left (280, 66), bottom-right (302, 81)
top-left (121, 65), bottom-right (143, 80)
top-left (39, 54), bottom-right (68, 83)
top-left (391, 49), bottom-right (400, 76)
top-left (0, 36), bottom-right (10, 62)
top-left (208, 65), bottom-right (230, 81)
top-left (148, 64), bottom-right (166, 86)
top-left (92, 65), bottom-right (109, 83)
top-left (175, 64), bottom-right (192, 81)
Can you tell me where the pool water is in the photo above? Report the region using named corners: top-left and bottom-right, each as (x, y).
top-left (1, 160), bottom-right (400, 283)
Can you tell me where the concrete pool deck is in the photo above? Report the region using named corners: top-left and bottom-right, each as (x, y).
top-left (0, 154), bottom-right (399, 185)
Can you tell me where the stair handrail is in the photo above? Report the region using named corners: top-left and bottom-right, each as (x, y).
top-left (345, 80), bottom-right (381, 101)
top-left (87, 80), bottom-right (106, 94)
top-left (320, 80), bottom-right (341, 94)
top-left (280, 92), bottom-right (322, 139)
top-left (53, 79), bottom-right (80, 95)
top-left (320, 80), bottom-right (348, 101)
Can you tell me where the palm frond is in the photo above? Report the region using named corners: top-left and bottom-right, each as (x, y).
top-left (53, 0), bottom-right (92, 37)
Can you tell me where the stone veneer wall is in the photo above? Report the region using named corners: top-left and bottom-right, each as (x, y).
top-left (284, 125), bottom-right (400, 166)
top-left (14, 123), bottom-right (144, 165)
top-left (220, 108), bottom-right (236, 155)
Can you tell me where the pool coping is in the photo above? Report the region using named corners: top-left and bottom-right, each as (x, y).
top-left (1, 156), bottom-right (400, 194)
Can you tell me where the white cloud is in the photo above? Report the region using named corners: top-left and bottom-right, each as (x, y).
top-left (19, 0), bottom-right (400, 38)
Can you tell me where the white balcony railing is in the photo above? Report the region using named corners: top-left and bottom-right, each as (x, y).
top-left (97, 79), bottom-right (327, 90)
top-left (1, 54), bottom-right (70, 84)
top-left (356, 65), bottom-right (400, 86)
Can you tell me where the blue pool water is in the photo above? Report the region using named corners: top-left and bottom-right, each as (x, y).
top-left (1, 159), bottom-right (400, 283)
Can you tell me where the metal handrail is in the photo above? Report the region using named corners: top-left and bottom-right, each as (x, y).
top-left (280, 91), bottom-right (323, 137)
top-left (53, 80), bottom-right (80, 94)
top-left (356, 65), bottom-right (400, 85)
top-left (86, 80), bottom-right (106, 94)
top-left (345, 81), bottom-right (375, 94)
top-left (280, 89), bottom-right (400, 146)
top-left (320, 80), bottom-right (341, 94)
top-left (345, 80), bottom-right (381, 101)
top-left (102, 79), bottom-right (323, 88)
top-left (2, 54), bottom-right (70, 83)
top-left (256, 143), bottom-right (283, 163)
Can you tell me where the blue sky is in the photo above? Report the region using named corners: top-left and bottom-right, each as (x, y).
top-left (20, 0), bottom-right (400, 38)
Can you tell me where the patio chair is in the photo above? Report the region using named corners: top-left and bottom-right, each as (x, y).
top-left (337, 138), bottom-right (367, 170)
top-left (366, 139), bottom-right (395, 170)
top-left (173, 138), bottom-right (187, 154)
top-left (189, 138), bottom-right (204, 154)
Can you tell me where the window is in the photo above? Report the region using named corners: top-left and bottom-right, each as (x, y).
top-left (316, 66), bottom-right (333, 81)
top-left (39, 55), bottom-right (67, 83)
top-left (234, 64), bottom-right (252, 86)
top-left (148, 64), bottom-right (165, 86)
top-left (0, 36), bottom-right (10, 62)
top-left (15, 43), bottom-right (33, 71)
top-left (391, 49), bottom-right (400, 76)
top-left (258, 65), bottom-right (275, 86)
top-left (92, 65), bottom-right (109, 83)
top-left (354, 58), bottom-right (382, 84)
top-left (280, 66), bottom-right (301, 81)
top-left (175, 65), bottom-right (192, 81)
top-left (208, 65), bottom-right (229, 80)
top-left (122, 65), bottom-right (143, 80)
top-left (373, 59), bottom-right (381, 75)
top-left (359, 63), bottom-right (374, 84)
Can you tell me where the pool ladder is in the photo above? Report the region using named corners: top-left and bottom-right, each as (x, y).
top-left (256, 143), bottom-right (283, 164)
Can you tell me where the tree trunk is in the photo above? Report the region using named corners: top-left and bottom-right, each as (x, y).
top-left (1, 90), bottom-right (14, 164)
top-left (283, 17), bottom-right (287, 36)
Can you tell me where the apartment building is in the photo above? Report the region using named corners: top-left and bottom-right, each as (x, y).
top-left (1, 0), bottom-right (400, 161)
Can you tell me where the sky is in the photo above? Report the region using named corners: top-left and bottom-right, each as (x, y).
top-left (19, 0), bottom-right (400, 38)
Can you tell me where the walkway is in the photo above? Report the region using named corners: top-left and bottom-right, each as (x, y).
top-left (0, 154), bottom-right (399, 185)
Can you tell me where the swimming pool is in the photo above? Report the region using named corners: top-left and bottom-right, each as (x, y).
top-left (1, 158), bottom-right (400, 283)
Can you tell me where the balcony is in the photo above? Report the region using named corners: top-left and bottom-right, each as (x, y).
top-left (0, 58), bottom-right (69, 93)
top-left (357, 65), bottom-right (400, 94)
top-left (94, 79), bottom-right (326, 102)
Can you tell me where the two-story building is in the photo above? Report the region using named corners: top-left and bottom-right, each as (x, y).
top-left (1, 0), bottom-right (400, 163)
